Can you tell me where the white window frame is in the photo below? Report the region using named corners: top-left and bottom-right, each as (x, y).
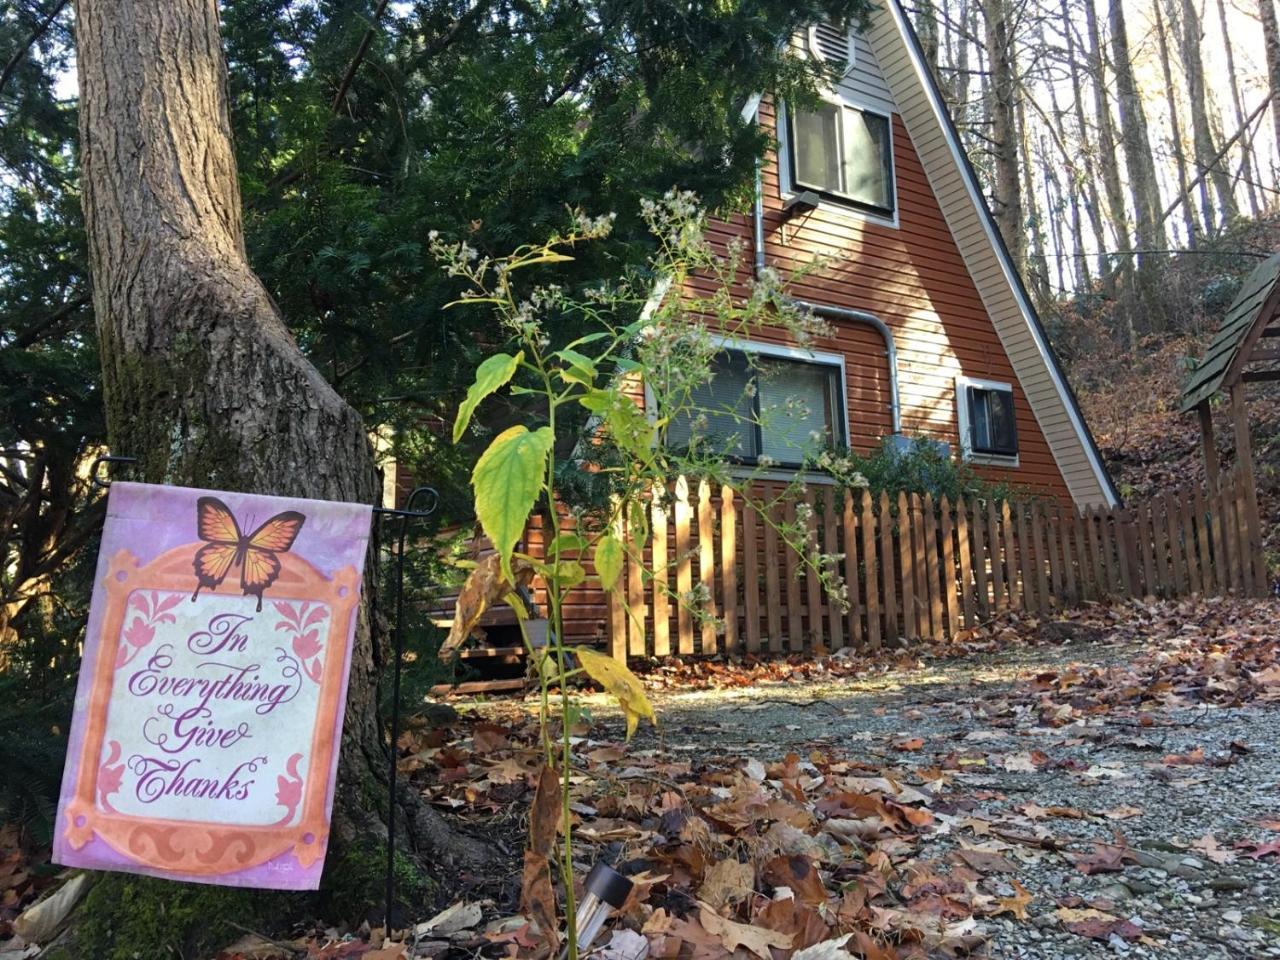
top-left (775, 93), bottom-right (899, 229)
top-left (955, 375), bottom-right (1019, 467)
top-left (646, 336), bottom-right (850, 482)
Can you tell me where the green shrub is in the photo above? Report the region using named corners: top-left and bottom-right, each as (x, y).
top-left (818, 435), bottom-right (1029, 503)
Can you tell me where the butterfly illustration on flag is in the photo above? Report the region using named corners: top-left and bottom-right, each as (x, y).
top-left (192, 497), bottom-right (306, 610)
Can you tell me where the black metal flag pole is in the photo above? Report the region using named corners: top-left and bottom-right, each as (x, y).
top-left (379, 484), bottom-right (438, 929)
top-left (88, 455), bottom-right (438, 928)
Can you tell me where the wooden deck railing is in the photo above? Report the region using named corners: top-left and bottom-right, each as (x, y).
top-left (605, 468), bottom-right (1267, 660)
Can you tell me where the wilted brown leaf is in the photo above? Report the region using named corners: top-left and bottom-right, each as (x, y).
top-left (699, 903), bottom-right (793, 959)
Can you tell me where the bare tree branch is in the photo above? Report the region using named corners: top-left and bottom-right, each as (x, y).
top-left (0, 0), bottom-right (70, 101)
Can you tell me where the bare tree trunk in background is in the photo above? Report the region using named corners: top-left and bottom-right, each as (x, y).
top-left (1216, 0), bottom-right (1263, 214)
top-left (1061, 0), bottom-right (1105, 283)
top-left (953, 0), bottom-right (973, 132)
top-left (1018, 92), bottom-right (1051, 302)
top-left (916, 0), bottom-right (944, 89)
top-left (977, 0), bottom-right (993, 163)
top-left (1164, 0), bottom-right (1217, 232)
top-left (73, 0), bottom-right (493, 942)
top-left (1178, 0), bottom-right (1240, 227)
top-left (1041, 134), bottom-right (1068, 292)
top-left (1153, 0), bottom-right (1201, 246)
top-left (1084, 0), bottom-right (1133, 308)
top-left (1260, 0), bottom-right (1280, 183)
top-left (1043, 49), bottom-right (1091, 289)
top-left (983, 0), bottom-right (1026, 269)
top-left (1109, 0), bottom-right (1166, 270)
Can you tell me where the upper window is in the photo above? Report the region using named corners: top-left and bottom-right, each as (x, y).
top-left (788, 101), bottom-right (894, 215)
top-left (664, 347), bottom-right (846, 469)
top-left (957, 377), bottom-right (1018, 461)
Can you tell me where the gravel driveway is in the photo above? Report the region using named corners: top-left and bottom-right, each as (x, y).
top-left (576, 635), bottom-right (1280, 959)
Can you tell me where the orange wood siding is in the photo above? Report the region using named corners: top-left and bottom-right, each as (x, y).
top-left (725, 101), bottom-right (1073, 502)
top-left (452, 102), bottom-right (1075, 649)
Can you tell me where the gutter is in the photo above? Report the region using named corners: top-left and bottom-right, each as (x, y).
top-left (747, 100), bottom-right (903, 436)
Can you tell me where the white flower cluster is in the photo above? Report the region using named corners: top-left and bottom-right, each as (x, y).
top-left (573, 210), bottom-right (618, 238)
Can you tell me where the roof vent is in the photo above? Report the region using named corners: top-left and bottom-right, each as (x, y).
top-left (807, 21), bottom-right (855, 73)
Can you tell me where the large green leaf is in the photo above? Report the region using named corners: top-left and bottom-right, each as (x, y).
top-left (594, 533), bottom-right (624, 590)
top-left (472, 425), bottom-right (554, 580)
top-left (453, 352), bottom-right (523, 442)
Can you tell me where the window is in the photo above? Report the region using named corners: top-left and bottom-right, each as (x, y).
top-left (957, 377), bottom-right (1018, 461)
top-left (664, 347), bottom-right (846, 469)
top-left (788, 100), bottom-right (894, 214)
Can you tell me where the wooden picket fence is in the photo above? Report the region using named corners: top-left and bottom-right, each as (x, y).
top-left (605, 468), bottom-right (1267, 660)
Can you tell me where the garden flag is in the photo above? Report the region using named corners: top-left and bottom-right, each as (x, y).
top-left (54, 481), bottom-right (372, 890)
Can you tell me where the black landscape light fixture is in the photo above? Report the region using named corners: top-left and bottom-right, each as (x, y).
top-left (563, 861), bottom-right (634, 956)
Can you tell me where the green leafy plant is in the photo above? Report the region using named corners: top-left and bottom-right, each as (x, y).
top-left (816, 435), bottom-right (1029, 503)
top-left (438, 192), bottom-right (850, 955)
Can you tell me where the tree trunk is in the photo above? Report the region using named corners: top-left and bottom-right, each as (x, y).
top-left (74, 0), bottom-right (492, 947)
top-left (954, 0), bottom-right (972, 133)
top-left (1061, 0), bottom-right (1105, 283)
top-left (1178, 0), bottom-right (1239, 227)
top-left (1153, 0), bottom-right (1201, 246)
top-left (1084, 0), bottom-right (1133, 308)
top-left (1108, 0), bottom-right (1166, 267)
top-left (916, 0), bottom-right (944, 89)
top-left (1260, 0), bottom-right (1280, 182)
top-left (1216, 0), bottom-right (1262, 215)
top-left (1041, 134), bottom-right (1068, 292)
top-left (1017, 92), bottom-right (1051, 302)
top-left (983, 0), bottom-right (1026, 269)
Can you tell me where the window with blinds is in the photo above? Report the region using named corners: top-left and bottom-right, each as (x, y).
top-left (664, 348), bottom-right (845, 468)
top-left (956, 377), bottom-right (1019, 460)
top-left (789, 101), bottom-right (894, 214)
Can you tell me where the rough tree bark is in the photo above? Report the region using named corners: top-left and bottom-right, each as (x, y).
top-left (1260, 0), bottom-right (1280, 178)
top-left (1153, 0), bottom-right (1201, 246)
top-left (1177, 0), bottom-right (1239, 227)
top-left (916, 0), bottom-right (944, 90)
top-left (982, 0), bottom-right (1026, 270)
top-left (953, 0), bottom-right (972, 132)
top-left (1083, 0), bottom-right (1134, 308)
top-left (1017, 91), bottom-right (1051, 301)
top-left (1060, 0), bottom-right (1105, 283)
top-left (1216, 0), bottom-right (1262, 214)
top-left (73, 0), bottom-right (493, 942)
top-left (1108, 0), bottom-right (1165, 267)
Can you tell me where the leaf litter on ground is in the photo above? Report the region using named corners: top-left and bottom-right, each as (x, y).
top-left (6, 597), bottom-right (1280, 960)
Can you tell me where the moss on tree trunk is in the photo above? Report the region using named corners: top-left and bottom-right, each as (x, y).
top-left (64, 1), bottom-right (495, 955)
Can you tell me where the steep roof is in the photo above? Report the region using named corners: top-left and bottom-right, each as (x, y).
top-left (863, 1), bottom-right (1120, 507)
top-left (1179, 253), bottom-right (1280, 412)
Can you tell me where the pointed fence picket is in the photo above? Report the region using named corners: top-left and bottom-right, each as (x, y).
top-left (606, 469), bottom-right (1267, 660)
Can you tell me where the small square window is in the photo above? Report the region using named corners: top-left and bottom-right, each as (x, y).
top-left (958, 379), bottom-right (1018, 460)
top-left (665, 348), bottom-right (845, 468)
top-left (788, 102), bottom-right (893, 214)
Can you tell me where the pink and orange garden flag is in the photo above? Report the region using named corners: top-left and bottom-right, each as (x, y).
top-left (53, 481), bottom-right (373, 890)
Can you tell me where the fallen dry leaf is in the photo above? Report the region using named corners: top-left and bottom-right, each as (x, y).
top-left (697, 859), bottom-right (753, 910)
top-left (993, 880), bottom-right (1033, 919)
top-left (1190, 833), bottom-right (1236, 865)
top-left (698, 902), bottom-right (793, 958)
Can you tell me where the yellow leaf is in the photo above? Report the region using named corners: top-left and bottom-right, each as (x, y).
top-left (994, 880), bottom-right (1033, 919)
top-left (574, 647), bottom-right (656, 740)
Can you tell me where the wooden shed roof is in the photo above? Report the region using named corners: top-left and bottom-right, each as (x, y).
top-left (1180, 253), bottom-right (1280, 412)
